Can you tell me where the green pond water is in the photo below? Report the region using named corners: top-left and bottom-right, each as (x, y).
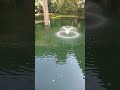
top-left (35, 19), bottom-right (85, 90)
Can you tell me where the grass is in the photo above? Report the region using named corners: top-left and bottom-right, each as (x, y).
top-left (35, 13), bottom-right (84, 24)
top-left (50, 14), bottom-right (78, 19)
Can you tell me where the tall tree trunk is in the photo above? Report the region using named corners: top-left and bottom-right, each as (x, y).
top-left (43, 0), bottom-right (50, 25)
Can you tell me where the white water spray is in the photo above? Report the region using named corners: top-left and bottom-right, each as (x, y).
top-left (62, 26), bottom-right (73, 34)
top-left (56, 26), bottom-right (80, 39)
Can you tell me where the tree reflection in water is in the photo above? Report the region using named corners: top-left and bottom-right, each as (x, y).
top-left (35, 19), bottom-right (85, 90)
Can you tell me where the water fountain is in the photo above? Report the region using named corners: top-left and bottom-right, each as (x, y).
top-left (56, 26), bottom-right (80, 39)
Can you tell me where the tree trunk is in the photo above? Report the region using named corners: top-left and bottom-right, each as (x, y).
top-left (43, 0), bottom-right (50, 25)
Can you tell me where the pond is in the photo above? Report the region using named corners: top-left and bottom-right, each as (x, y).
top-left (86, 1), bottom-right (120, 89)
top-left (35, 19), bottom-right (85, 90)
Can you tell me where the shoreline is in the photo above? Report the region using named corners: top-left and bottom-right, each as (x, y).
top-left (35, 13), bottom-right (85, 24)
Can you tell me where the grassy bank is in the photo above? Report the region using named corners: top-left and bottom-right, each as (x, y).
top-left (35, 13), bottom-right (85, 24)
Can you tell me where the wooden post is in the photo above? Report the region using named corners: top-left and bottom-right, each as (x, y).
top-left (43, 0), bottom-right (50, 25)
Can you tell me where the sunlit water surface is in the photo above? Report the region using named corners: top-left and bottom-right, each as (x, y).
top-left (35, 19), bottom-right (85, 90)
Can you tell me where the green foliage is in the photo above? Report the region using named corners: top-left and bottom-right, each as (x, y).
top-left (52, 0), bottom-right (85, 16)
top-left (35, 0), bottom-right (85, 18)
top-left (35, 0), bottom-right (42, 14)
top-left (48, 0), bottom-right (57, 13)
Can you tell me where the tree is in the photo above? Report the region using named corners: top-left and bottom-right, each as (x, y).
top-left (53, 0), bottom-right (85, 16)
top-left (35, 0), bottom-right (85, 18)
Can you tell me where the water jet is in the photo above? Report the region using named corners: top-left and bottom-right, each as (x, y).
top-left (56, 26), bottom-right (80, 39)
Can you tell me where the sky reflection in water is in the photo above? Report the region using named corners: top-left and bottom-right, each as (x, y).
top-left (35, 19), bottom-right (85, 90)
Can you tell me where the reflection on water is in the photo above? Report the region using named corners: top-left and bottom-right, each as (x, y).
top-left (86, 0), bottom-right (120, 90)
top-left (35, 19), bottom-right (85, 90)
top-left (0, 23), bottom-right (34, 89)
top-left (0, 3), bottom-right (34, 89)
top-left (86, 1), bottom-right (110, 90)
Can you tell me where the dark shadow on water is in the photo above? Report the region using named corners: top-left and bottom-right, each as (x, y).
top-left (86, 0), bottom-right (120, 90)
top-left (0, 1), bottom-right (34, 90)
